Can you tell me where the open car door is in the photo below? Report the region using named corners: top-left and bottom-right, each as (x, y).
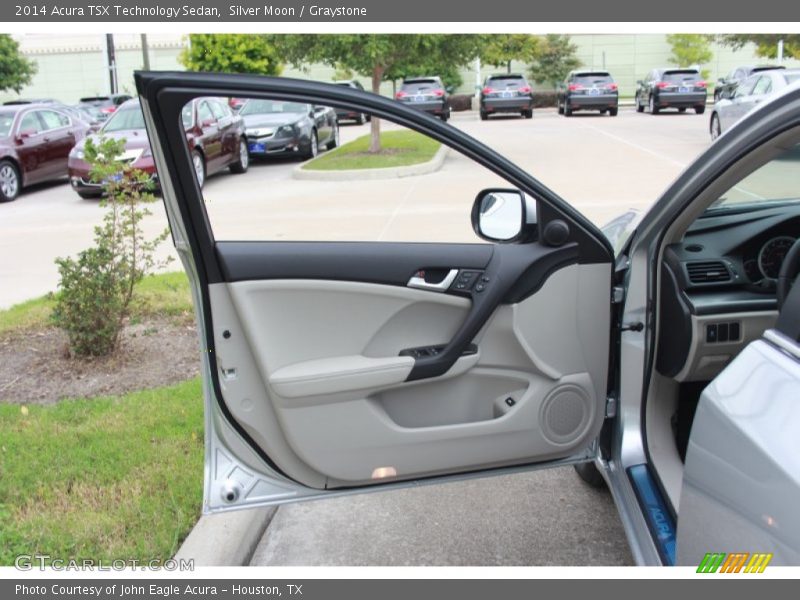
top-left (135, 71), bottom-right (615, 512)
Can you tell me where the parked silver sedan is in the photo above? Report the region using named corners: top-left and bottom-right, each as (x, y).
top-left (710, 68), bottom-right (800, 140)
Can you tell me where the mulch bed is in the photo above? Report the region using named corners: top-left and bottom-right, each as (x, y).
top-left (0, 317), bottom-right (202, 405)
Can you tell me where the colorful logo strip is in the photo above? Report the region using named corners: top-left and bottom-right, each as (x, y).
top-left (697, 552), bottom-right (773, 573)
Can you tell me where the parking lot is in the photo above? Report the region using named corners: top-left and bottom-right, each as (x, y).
top-left (0, 106), bottom-right (711, 309)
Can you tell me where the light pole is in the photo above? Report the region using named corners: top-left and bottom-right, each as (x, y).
top-left (104, 34), bottom-right (118, 94)
top-left (141, 34), bottom-right (151, 71)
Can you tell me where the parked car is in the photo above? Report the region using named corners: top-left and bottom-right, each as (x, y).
top-left (715, 65), bottom-right (784, 101)
top-left (0, 104), bottom-right (90, 202)
top-left (2, 98), bottom-right (60, 106)
top-left (334, 80), bottom-right (372, 124)
top-left (557, 70), bottom-right (618, 117)
top-left (395, 77), bottom-right (450, 121)
top-left (67, 104), bottom-right (105, 128)
top-left (239, 98), bottom-right (339, 160)
top-left (479, 73), bottom-right (534, 120)
top-left (710, 68), bottom-right (800, 140)
top-left (635, 68), bottom-right (708, 115)
top-left (137, 72), bottom-right (800, 566)
top-left (68, 97), bottom-right (248, 198)
top-left (77, 94), bottom-right (133, 121)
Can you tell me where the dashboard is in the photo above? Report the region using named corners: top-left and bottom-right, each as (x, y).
top-left (656, 204), bottom-right (799, 381)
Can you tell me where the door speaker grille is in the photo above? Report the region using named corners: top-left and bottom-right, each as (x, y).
top-left (539, 384), bottom-right (592, 445)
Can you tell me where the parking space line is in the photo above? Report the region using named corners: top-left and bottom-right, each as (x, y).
top-left (376, 179), bottom-right (420, 241)
top-left (578, 123), bottom-right (690, 169)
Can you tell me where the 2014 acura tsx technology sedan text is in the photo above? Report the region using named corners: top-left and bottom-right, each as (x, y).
top-left (134, 70), bottom-right (800, 567)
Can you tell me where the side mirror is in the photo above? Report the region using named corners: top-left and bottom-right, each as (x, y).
top-left (471, 189), bottom-right (535, 243)
top-left (88, 124), bottom-right (101, 133)
top-left (636, 80), bottom-right (644, 86)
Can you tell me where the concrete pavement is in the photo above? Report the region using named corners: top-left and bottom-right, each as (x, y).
top-left (250, 467), bottom-right (632, 566)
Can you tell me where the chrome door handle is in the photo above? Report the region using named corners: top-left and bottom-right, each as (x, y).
top-left (407, 269), bottom-right (458, 292)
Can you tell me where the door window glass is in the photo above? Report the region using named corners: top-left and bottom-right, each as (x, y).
top-left (185, 95), bottom-right (511, 243)
top-left (209, 100), bottom-right (227, 120)
top-left (752, 76), bottom-right (773, 96)
top-left (39, 110), bottom-right (70, 130)
top-left (198, 102), bottom-right (214, 124)
top-left (735, 76), bottom-right (760, 98)
top-left (19, 112), bottom-right (43, 134)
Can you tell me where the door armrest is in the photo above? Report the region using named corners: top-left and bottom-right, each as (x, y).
top-left (270, 355), bottom-right (414, 399)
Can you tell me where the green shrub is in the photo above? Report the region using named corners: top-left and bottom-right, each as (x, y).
top-left (51, 137), bottom-right (171, 357)
top-left (52, 246), bottom-right (125, 356)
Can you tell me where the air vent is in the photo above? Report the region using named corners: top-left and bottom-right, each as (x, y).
top-left (686, 261), bottom-right (731, 284)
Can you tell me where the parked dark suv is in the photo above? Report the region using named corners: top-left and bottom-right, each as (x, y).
top-left (479, 74), bottom-right (534, 120)
top-left (395, 77), bottom-right (449, 121)
top-left (714, 65), bottom-right (785, 101)
top-left (635, 68), bottom-right (708, 115)
top-left (334, 80), bottom-right (371, 124)
top-left (557, 70), bottom-right (618, 116)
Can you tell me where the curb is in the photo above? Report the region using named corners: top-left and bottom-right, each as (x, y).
top-left (293, 144), bottom-right (449, 181)
top-left (174, 506), bottom-right (276, 566)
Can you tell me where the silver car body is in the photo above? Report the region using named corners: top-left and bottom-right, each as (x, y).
top-left (712, 69), bottom-right (800, 139)
top-left (676, 331), bottom-right (800, 565)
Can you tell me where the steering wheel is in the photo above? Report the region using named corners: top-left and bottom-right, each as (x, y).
top-left (777, 237), bottom-right (800, 310)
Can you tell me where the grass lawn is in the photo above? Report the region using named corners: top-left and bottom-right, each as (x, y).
top-left (0, 271), bottom-right (192, 337)
top-left (302, 130), bottom-right (441, 171)
top-left (0, 378), bottom-right (203, 564)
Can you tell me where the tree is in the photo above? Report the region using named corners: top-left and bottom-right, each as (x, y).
top-left (480, 34), bottom-right (539, 74)
top-left (274, 35), bottom-right (480, 152)
top-left (667, 34), bottom-right (713, 67)
top-left (0, 34), bottom-right (37, 94)
top-left (717, 34), bottom-right (800, 60)
top-left (52, 137), bottom-right (171, 357)
top-left (180, 34), bottom-right (283, 75)
top-left (528, 35), bottom-right (581, 88)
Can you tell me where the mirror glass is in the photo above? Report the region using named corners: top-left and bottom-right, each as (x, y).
top-left (478, 191), bottom-right (523, 241)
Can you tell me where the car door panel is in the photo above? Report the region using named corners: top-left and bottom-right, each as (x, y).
top-left (38, 110), bottom-right (77, 178)
top-left (136, 71), bottom-right (614, 510)
top-left (197, 100), bottom-right (223, 171)
top-left (15, 111), bottom-right (48, 184)
top-left (215, 243), bottom-right (609, 485)
top-left (211, 261), bottom-right (609, 487)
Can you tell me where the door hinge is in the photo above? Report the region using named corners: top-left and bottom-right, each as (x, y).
top-left (612, 285), bottom-right (625, 304)
top-left (605, 395), bottom-right (617, 418)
